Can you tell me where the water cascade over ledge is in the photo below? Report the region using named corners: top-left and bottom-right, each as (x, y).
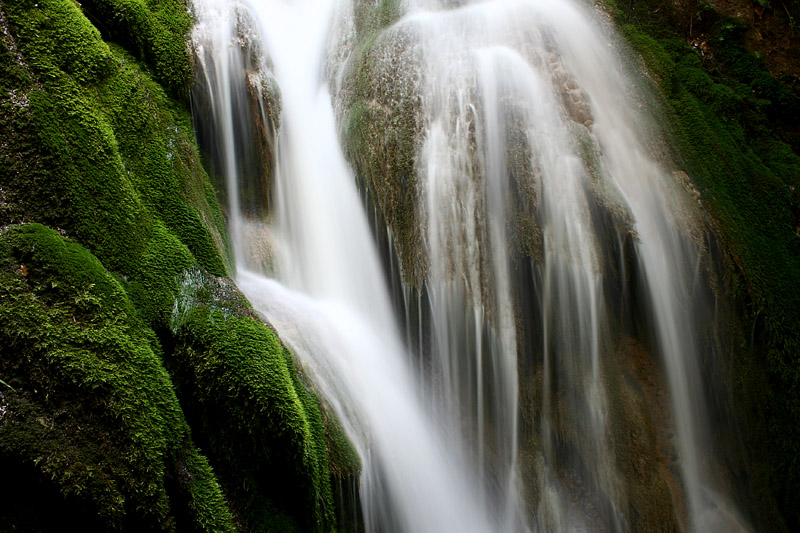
top-left (192, 0), bottom-right (752, 530)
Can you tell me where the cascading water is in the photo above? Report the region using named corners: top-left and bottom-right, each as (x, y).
top-left (194, 0), bottom-right (496, 531)
top-left (192, 0), bottom-right (751, 530)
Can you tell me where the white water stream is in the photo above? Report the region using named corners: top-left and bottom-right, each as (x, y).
top-left (194, 0), bottom-right (496, 531)
top-left (192, 0), bottom-right (749, 530)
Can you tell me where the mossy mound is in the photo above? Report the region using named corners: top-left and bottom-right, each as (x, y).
top-left (0, 224), bottom-right (236, 532)
top-left (351, 0), bottom-right (405, 39)
top-left (614, 2), bottom-right (800, 529)
top-left (168, 268), bottom-right (336, 532)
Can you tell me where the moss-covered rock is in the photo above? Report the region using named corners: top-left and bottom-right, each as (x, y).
top-left (0, 224), bottom-right (236, 532)
top-left (0, 0), bottom-right (230, 320)
top-left (350, 0), bottom-right (405, 41)
top-left (337, 2), bottom-right (427, 285)
top-left (168, 268), bottom-right (336, 532)
top-left (78, 0), bottom-right (195, 99)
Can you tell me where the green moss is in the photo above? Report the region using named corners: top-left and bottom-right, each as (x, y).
top-left (170, 269), bottom-right (340, 531)
top-left (78, 0), bottom-right (194, 99)
top-left (352, 0), bottom-right (405, 40)
top-left (97, 44), bottom-right (230, 277)
top-left (620, 30), bottom-right (676, 85)
top-left (0, 224), bottom-right (235, 531)
top-left (323, 403), bottom-right (362, 480)
top-left (710, 22), bottom-right (799, 122)
top-left (5, 0), bottom-right (116, 85)
top-left (177, 448), bottom-right (240, 532)
top-left (124, 221), bottom-right (194, 327)
top-left (168, 272), bottom-right (335, 531)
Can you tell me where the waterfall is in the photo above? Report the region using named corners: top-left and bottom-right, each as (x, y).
top-left (192, 0), bottom-right (750, 530)
top-left (194, 0), bottom-right (495, 531)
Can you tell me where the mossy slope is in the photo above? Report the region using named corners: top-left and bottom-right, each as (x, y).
top-left (0, 0), bottom-right (338, 530)
top-left (614, 2), bottom-right (800, 528)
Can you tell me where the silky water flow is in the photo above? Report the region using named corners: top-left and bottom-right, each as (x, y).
top-left (192, 0), bottom-right (751, 530)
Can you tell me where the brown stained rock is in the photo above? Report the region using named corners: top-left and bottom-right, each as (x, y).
top-left (610, 336), bottom-right (686, 532)
top-left (549, 54), bottom-right (596, 129)
top-left (708, 0), bottom-right (800, 81)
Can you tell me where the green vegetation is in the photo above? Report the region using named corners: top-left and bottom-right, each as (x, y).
top-left (79, 0), bottom-right (195, 99)
top-left (0, 0), bottom-right (342, 530)
top-left (614, 2), bottom-right (800, 529)
top-left (0, 224), bottom-right (236, 531)
top-left (169, 268), bottom-right (336, 531)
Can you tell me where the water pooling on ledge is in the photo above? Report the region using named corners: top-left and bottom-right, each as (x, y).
top-left (192, 0), bottom-right (752, 530)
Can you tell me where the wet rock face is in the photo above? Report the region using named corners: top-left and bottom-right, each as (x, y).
top-left (550, 54), bottom-right (595, 129)
top-left (335, 10), bottom-right (641, 291)
top-left (338, 23), bottom-right (427, 285)
top-left (334, 3), bottom-right (705, 528)
top-left (192, 9), bottom-right (281, 224)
